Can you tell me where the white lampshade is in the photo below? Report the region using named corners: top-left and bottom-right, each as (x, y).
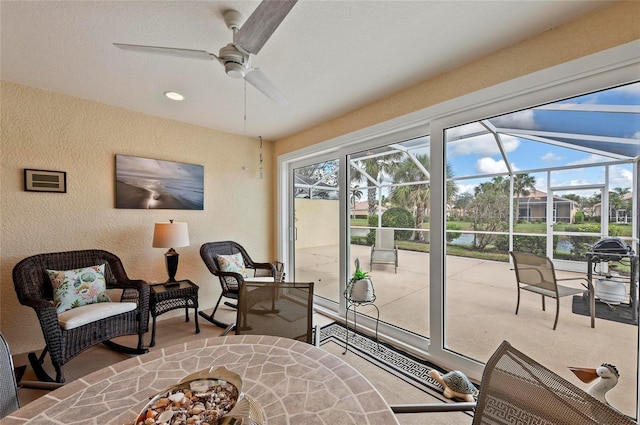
top-left (152, 221), bottom-right (190, 248)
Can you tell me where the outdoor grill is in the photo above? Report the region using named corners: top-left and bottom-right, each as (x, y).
top-left (588, 237), bottom-right (635, 262)
top-left (586, 237), bottom-right (639, 324)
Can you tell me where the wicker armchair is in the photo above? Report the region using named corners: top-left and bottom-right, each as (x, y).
top-left (12, 249), bottom-right (149, 383)
top-left (1, 332), bottom-right (62, 418)
top-left (199, 241), bottom-right (276, 328)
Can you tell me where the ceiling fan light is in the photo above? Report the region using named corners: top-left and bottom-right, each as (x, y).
top-left (164, 91), bottom-right (184, 101)
top-left (225, 62), bottom-right (246, 78)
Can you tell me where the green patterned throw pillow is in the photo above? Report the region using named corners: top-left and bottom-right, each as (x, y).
top-left (216, 253), bottom-right (247, 287)
top-left (47, 264), bottom-right (112, 313)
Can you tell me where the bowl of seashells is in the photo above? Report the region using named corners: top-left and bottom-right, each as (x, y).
top-left (134, 366), bottom-right (257, 425)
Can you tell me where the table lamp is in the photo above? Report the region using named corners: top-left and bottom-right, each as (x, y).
top-left (152, 220), bottom-right (190, 286)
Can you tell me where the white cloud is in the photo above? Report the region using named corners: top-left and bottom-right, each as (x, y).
top-left (567, 154), bottom-right (609, 167)
top-left (457, 183), bottom-right (477, 195)
top-left (447, 135), bottom-right (497, 157)
top-left (610, 82), bottom-right (640, 96)
top-left (550, 169), bottom-right (609, 190)
top-left (491, 110), bottom-right (537, 129)
top-left (501, 137), bottom-right (520, 153)
top-left (444, 122), bottom-right (481, 141)
top-left (542, 152), bottom-right (562, 162)
top-left (610, 165), bottom-right (634, 189)
top-left (448, 135), bottom-right (520, 157)
top-left (476, 157), bottom-right (509, 174)
top-left (534, 176), bottom-right (547, 193)
top-left (566, 178), bottom-right (595, 186)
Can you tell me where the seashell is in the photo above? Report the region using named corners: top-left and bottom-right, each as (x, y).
top-left (157, 410), bottom-right (174, 423)
top-left (168, 392), bottom-right (184, 402)
top-left (135, 367), bottom-right (242, 425)
top-left (154, 398), bottom-right (170, 408)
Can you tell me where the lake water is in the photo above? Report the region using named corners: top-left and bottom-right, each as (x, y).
top-left (355, 229), bottom-right (577, 251)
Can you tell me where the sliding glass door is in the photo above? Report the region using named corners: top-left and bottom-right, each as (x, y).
top-left (347, 138), bottom-right (431, 337)
top-left (290, 159), bottom-right (341, 304)
top-left (279, 46), bottom-right (639, 419)
top-left (438, 82), bottom-right (639, 417)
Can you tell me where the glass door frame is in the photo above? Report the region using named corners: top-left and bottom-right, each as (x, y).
top-left (284, 151), bottom-right (345, 308)
top-left (278, 120), bottom-right (433, 354)
top-left (428, 44), bottom-right (640, 381)
top-left (277, 42), bottom-right (640, 416)
top-left (281, 151), bottom-right (344, 314)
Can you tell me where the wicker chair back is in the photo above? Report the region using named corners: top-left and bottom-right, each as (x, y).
top-left (12, 249), bottom-right (149, 382)
top-left (199, 241), bottom-right (276, 328)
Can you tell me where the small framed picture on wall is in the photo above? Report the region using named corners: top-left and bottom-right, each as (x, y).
top-left (24, 169), bottom-right (67, 193)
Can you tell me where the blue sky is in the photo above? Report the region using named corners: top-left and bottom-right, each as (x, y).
top-left (446, 81), bottom-right (639, 195)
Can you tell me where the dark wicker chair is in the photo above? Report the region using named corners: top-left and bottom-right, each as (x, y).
top-left (199, 241), bottom-right (276, 328)
top-left (12, 249), bottom-right (149, 383)
top-left (1, 332), bottom-right (62, 418)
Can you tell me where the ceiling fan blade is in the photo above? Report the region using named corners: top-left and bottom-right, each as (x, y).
top-left (234, 0), bottom-right (298, 55)
top-left (245, 68), bottom-right (289, 106)
top-left (113, 43), bottom-right (217, 61)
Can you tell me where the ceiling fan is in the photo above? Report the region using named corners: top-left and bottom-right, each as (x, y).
top-left (113, 0), bottom-right (297, 106)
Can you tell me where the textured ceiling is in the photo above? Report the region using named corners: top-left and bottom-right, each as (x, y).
top-left (0, 0), bottom-right (613, 141)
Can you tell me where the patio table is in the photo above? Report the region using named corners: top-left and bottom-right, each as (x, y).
top-left (3, 335), bottom-right (399, 425)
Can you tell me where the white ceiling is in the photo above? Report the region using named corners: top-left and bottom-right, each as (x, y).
top-left (0, 0), bottom-right (614, 141)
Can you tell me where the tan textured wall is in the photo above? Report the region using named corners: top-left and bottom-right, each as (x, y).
top-left (274, 1), bottom-right (640, 156)
top-left (294, 199), bottom-right (339, 249)
top-left (0, 82), bottom-right (274, 353)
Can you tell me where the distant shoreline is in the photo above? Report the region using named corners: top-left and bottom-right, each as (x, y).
top-left (116, 180), bottom-right (202, 210)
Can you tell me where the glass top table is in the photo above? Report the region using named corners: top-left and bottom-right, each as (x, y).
top-left (4, 335), bottom-right (399, 425)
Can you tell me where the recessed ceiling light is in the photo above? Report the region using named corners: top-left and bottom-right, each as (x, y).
top-left (164, 91), bottom-right (184, 101)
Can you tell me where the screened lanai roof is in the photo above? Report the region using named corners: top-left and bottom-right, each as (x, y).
top-left (296, 81), bottom-right (640, 194)
top-left (366, 82), bottom-right (638, 186)
top-left (294, 164), bottom-right (339, 199)
top-left (448, 82), bottom-right (640, 180)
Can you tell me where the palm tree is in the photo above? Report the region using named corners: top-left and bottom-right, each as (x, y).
top-left (513, 173), bottom-right (536, 223)
top-left (610, 187), bottom-right (631, 222)
top-left (350, 186), bottom-right (363, 218)
top-left (352, 153), bottom-right (401, 216)
top-left (584, 192), bottom-right (601, 218)
top-left (389, 155), bottom-right (457, 242)
top-left (390, 156), bottom-right (430, 241)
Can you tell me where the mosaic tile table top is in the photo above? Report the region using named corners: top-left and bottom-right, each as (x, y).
top-left (3, 335), bottom-right (399, 425)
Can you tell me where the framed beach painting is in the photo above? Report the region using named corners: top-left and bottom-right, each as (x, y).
top-left (115, 155), bottom-right (204, 210)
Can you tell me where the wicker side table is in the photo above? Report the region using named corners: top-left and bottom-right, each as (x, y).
top-left (149, 280), bottom-right (200, 347)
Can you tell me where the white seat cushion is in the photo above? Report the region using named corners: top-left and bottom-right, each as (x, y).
top-left (58, 302), bottom-right (137, 330)
top-left (244, 277), bottom-right (275, 283)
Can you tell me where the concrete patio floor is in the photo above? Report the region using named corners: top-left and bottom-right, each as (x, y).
top-left (295, 244), bottom-right (639, 417)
